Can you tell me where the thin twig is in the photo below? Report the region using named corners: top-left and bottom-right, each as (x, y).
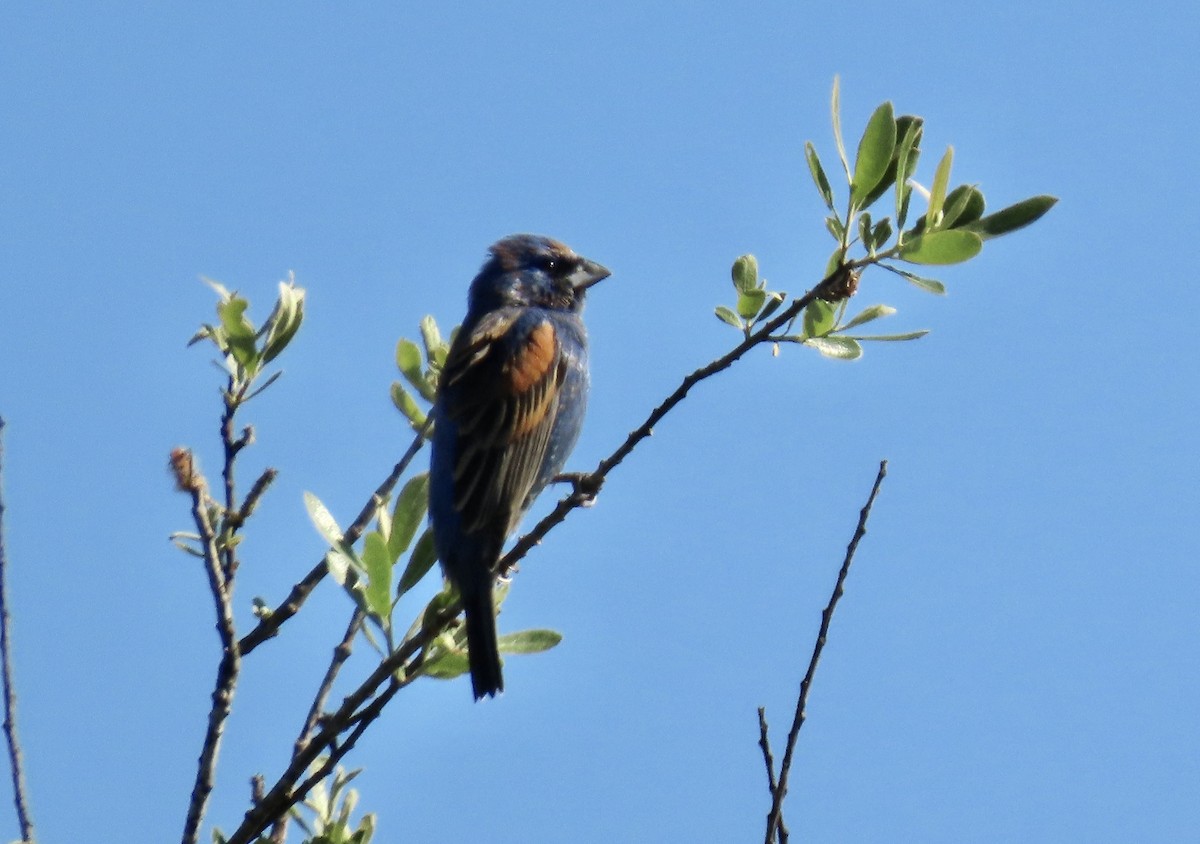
top-left (238, 421), bottom-right (431, 655)
top-left (219, 386), bottom-right (249, 582)
top-left (269, 607), bottom-right (365, 843)
top-left (300, 607), bottom-right (364, 754)
top-left (763, 459), bottom-right (888, 844)
top-left (0, 418), bottom-right (35, 843)
top-left (181, 469), bottom-right (242, 844)
top-left (756, 708), bottom-right (783, 841)
top-left (238, 467), bottom-right (278, 527)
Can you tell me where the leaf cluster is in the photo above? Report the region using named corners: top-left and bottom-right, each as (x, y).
top-left (390, 316), bottom-right (449, 432)
top-left (215, 762), bottom-right (375, 844)
top-left (716, 78), bottom-right (1056, 359)
top-left (189, 275), bottom-right (306, 392)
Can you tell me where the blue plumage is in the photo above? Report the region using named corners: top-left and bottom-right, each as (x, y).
top-left (429, 234), bottom-right (608, 699)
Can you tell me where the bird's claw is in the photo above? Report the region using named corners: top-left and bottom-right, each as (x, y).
top-left (553, 471), bottom-right (603, 507)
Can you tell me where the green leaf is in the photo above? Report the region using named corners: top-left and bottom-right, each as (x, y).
top-left (421, 648), bottom-right (471, 680)
top-left (397, 528), bottom-right (438, 596)
top-left (848, 330), bottom-right (930, 341)
top-left (731, 254), bottom-right (759, 292)
top-left (305, 491), bottom-right (344, 546)
top-left (805, 142), bottom-right (835, 210)
top-left (805, 335), bottom-right (863, 360)
top-left (419, 315), bottom-right (442, 357)
top-left (497, 629), bottom-right (563, 654)
top-left (714, 305), bottom-right (743, 329)
top-left (825, 214), bottom-right (845, 243)
top-left (871, 217), bottom-right (893, 251)
top-left (964, 195), bottom-right (1058, 239)
top-left (420, 315), bottom-right (449, 375)
top-left (326, 543), bottom-right (363, 589)
top-left (397, 339), bottom-right (435, 401)
top-left (894, 269), bottom-right (947, 295)
top-left (396, 338), bottom-right (423, 383)
top-left (830, 76), bottom-right (852, 182)
top-left (736, 288), bottom-right (767, 320)
top-left (187, 323), bottom-right (218, 349)
top-left (894, 117), bottom-right (923, 169)
top-left (894, 116), bottom-right (923, 235)
top-left (262, 279), bottom-right (306, 363)
top-left (851, 101), bottom-right (897, 209)
top-left (388, 473), bottom-right (429, 562)
top-left (757, 292), bottom-right (786, 323)
top-left (422, 585), bottom-right (459, 630)
top-left (926, 146), bottom-right (954, 228)
top-left (361, 532), bottom-right (392, 624)
top-left (217, 297), bottom-right (259, 371)
top-left (802, 299), bottom-right (835, 338)
top-left (839, 304), bottom-right (896, 331)
top-left (858, 211), bottom-right (874, 251)
top-left (823, 247), bottom-right (845, 280)
top-left (859, 114), bottom-right (922, 214)
top-left (899, 229), bottom-right (983, 265)
top-left (390, 382), bottom-right (428, 430)
top-left (941, 185), bottom-right (985, 229)
top-left (203, 277), bottom-right (233, 301)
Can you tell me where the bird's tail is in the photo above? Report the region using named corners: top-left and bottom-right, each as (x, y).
top-left (463, 585), bottom-right (504, 699)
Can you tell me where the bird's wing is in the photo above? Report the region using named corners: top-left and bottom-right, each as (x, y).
top-left (441, 309), bottom-right (567, 534)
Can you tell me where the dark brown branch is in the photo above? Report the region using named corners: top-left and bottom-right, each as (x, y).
top-left (237, 467), bottom-right (278, 526)
top-left (756, 708), bottom-right (785, 842)
top-left (238, 422), bottom-right (431, 655)
top-left (181, 464), bottom-right (242, 844)
top-left (224, 612), bottom-right (444, 844)
top-left (269, 607), bottom-right (365, 843)
top-left (219, 387), bottom-right (247, 583)
top-left (763, 459), bottom-right (888, 844)
top-left (0, 418), bottom-right (35, 844)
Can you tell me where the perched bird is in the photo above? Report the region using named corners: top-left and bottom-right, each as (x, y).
top-left (429, 234), bottom-right (609, 699)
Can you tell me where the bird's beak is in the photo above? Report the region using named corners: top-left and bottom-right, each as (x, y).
top-left (570, 257), bottom-right (611, 291)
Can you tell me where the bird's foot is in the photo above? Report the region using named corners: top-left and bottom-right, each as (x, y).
top-left (552, 471), bottom-right (604, 507)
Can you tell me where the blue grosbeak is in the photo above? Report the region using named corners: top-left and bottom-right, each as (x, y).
top-left (430, 234), bottom-right (609, 699)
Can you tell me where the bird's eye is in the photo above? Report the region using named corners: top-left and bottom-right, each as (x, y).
top-left (541, 254), bottom-right (577, 277)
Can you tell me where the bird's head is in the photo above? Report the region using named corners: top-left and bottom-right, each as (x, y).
top-left (468, 234), bottom-right (610, 315)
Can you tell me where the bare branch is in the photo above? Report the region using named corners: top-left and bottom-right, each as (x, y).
top-left (763, 459), bottom-right (888, 844)
top-left (0, 417), bottom-right (35, 843)
top-left (237, 467), bottom-right (278, 527)
top-left (756, 708), bottom-right (784, 841)
top-left (181, 459), bottom-right (242, 844)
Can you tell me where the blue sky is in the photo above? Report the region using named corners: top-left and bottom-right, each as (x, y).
top-left (1, 2), bottom-right (1197, 842)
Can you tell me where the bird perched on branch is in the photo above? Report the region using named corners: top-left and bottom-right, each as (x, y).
top-left (430, 234), bottom-right (610, 699)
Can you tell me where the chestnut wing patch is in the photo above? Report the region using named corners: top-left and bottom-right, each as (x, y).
top-left (443, 315), bottom-right (567, 534)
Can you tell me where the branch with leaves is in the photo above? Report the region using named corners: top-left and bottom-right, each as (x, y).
top-left (170, 277), bottom-right (306, 844)
top-left (168, 79), bottom-right (1054, 843)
